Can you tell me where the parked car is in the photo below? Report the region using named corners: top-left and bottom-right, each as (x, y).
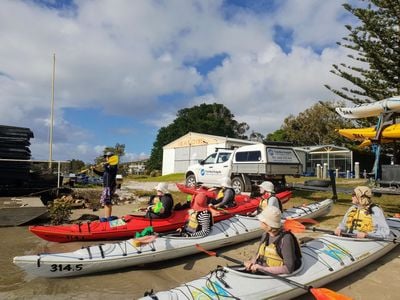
top-left (116, 174), bottom-right (123, 189)
top-left (76, 174), bottom-right (89, 185)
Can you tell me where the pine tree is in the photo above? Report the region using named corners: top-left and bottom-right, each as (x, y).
top-left (325, 0), bottom-right (400, 104)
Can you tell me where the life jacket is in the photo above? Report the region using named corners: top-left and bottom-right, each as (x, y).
top-left (256, 231), bottom-right (302, 269)
top-left (258, 194), bottom-right (283, 213)
top-left (185, 210), bottom-right (213, 233)
top-left (345, 204), bottom-right (376, 233)
top-left (217, 189), bottom-right (224, 200)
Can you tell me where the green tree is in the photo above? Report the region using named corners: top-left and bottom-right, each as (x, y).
top-left (147, 103), bottom-right (250, 170)
top-left (265, 129), bottom-right (288, 143)
top-left (271, 101), bottom-right (354, 146)
top-left (68, 159), bottom-right (85, 173)
top-left (325, 0), bottom-right (400, 104)
top-left (249, 131), bottom-right (264, 143)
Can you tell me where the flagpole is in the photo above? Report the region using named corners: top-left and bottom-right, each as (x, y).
top-left (49, 53), bottom-right (55, 169)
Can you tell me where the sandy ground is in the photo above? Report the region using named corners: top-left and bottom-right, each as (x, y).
top-left (69, 181), bottom-right (400, 299)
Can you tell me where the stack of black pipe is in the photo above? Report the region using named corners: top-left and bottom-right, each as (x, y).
top-left (0, 125), bottom-right (33, 186)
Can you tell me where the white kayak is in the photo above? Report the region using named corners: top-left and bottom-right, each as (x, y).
top-left (140, 217), bottom-right (399, 300)
top-left (13, 199), bottom-right (333, 278)
top-left (336, 96), bottom-right (400, 119)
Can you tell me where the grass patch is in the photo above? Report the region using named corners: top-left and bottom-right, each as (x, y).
top-left (286, 176), bottom-right (368, 186)
top-left (126, 173), bottom-right (185, 182)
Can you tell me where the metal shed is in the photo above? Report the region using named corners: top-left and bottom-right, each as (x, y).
top-left (162, 132), bottom-right (256, 175)
top-left (294, 145), bottom-right (353, 176)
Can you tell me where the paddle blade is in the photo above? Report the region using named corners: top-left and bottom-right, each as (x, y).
top-left (310, 288), bottom-right (353, 300)
top-left (283, 219), bottom-right (306, 233)
top-left (108, 155), bottom-right (119, 165)
top-left (195, 244), bottom-right (217, 257)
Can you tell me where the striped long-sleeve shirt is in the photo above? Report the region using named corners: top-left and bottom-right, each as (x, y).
top-left (185, 210), bottom-right (213, 238)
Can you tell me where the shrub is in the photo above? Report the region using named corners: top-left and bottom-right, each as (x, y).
top-left (48, 201), bottom-right (72, 225)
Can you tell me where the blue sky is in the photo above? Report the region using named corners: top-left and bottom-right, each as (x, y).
top-left (0, 0), bottom-right (357, 163)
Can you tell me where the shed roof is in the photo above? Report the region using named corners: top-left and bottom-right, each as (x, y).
top-left (294, 144), bottom-right (351, 154)
top-left (163, 132), bottom-right (255, 149)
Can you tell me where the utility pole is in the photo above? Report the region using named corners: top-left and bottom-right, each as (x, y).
top-left (49, 53), bottom-right (55, 169)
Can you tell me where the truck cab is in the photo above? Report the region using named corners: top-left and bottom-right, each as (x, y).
top-left (185, 149), bottom-right (234, 187)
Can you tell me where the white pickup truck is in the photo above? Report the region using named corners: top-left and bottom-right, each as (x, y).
top-left (185, 143), bottom-right (302, 194)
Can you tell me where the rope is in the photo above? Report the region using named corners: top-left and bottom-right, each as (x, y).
top-left (230, 216), bottom-right (249, 232)
top-left (213, 222), bottom-right (229, 237)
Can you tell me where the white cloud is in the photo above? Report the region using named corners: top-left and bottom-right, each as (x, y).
top-left (0, 0), bottom-right (356, 161)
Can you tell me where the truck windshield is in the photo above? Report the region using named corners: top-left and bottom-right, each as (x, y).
top-left (203, 153), bottom-right (217, 164)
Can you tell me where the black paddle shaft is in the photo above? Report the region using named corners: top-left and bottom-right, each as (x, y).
top-left (329, 169), bottom-right (338, 202)
top-left (310, 227), bottom-right (399, 243)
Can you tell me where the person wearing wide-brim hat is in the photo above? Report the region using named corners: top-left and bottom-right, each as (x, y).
top-left (176, 192), bottom-right (213, 237)
top-left (244, 206), bottom-right (302, 275)
top-left (257, 181), bottom-right (282, 212)
top-left (209, 177), bottom-right (236, 209)
top-left (334, 186), bottom-right (390, 239)
top-left (145, 182), bottom-right (174, 219)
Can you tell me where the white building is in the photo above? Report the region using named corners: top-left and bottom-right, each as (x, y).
top-left (162, 132), bottom-right (256, 175)
top-left (128, 160), bottom-right (147, 175)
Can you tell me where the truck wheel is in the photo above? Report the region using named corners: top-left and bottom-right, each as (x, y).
top-left (231, 177), bottom-right (244, 194)
top-left (186, 175), bottom-right (197, 187)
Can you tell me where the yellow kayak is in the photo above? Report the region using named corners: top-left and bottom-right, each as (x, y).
top-left (338, 124), bottom-right (400, 140)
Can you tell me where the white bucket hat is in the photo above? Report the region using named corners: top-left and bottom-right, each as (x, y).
top-left (220, 177), bottom-right (232, 188)
top-left (258, 181), bottom-right (274, 193)
top-left (155, 182), bottom-right (169, 194)
top-left (257, 206), bottom-right (281, 228)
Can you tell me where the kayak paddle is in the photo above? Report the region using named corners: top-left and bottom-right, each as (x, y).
top-left (195, 244), bottom-right (352, 300)
top-left (284, 219), bottom-right (399, 243)
top-left (79, 155), bottom-right (119, 173)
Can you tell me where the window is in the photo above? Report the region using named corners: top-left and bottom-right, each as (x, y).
top-left (203, 153), bottom-right (217, 164)
top-left (235, 151), bottom-right (261, 162)
top-left (217, 152), bottom-right (231, 163)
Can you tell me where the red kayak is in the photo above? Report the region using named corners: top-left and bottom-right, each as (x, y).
top-left (29, 195), bottom-right (260, 243)
top-left (175, 183), bottom-right (292, 204)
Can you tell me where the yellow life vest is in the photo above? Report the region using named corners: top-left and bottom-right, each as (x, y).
top-left (257, 239), bottom-right (284, 267)
top-left (345, 206), bottom-right (374, 233)
top-left (258, 194), bottom-right (283, 213)
top-left (258, 196), bottom-right (269, 210)
top-left (217, 189), bottom-right (224, 200)
top-left (186, 211), bottom-right (199, 233)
